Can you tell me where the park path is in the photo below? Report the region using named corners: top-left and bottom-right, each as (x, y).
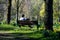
top-left (0, 33), bottom-right (37, 40)
top-left (0, 33), bottom-right (30, 40)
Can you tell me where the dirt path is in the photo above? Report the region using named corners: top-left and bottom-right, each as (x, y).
top-left (0, 33), bottom-right (37, 40)
top-left (0, 33), bottom-right (29, 40)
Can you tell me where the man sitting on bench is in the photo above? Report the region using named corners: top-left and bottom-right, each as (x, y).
top-left (20, 14), bottom-right (27, 21)
top-left (19, 14), bottom-right (33, 28)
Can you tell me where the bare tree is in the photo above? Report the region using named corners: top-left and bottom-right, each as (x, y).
top-left (7, 0), bottom-right (12, 24)
top-left (16, 0), bottom-right (19, 24)
top-left (16, 0), bottom-right (25, 24)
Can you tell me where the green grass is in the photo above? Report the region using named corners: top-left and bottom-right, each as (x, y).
top-left (0, 24), bottom-right (60, 40)
top-left (0, 24), bottom-right (16, 30)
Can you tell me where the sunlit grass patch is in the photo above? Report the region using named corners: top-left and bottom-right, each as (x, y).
top-left (53, 23), bottom-right (60, 32)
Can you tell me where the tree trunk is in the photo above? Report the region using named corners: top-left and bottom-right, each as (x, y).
top-left (7, 0), bottom-right (12, 24)
top-left (44, 0), bottom-right (53, 31)
top-left (16, 0), bottom-right (19, 24)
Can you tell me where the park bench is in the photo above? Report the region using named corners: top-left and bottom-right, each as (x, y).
top-left (18, 20), bottom-right (40, 29)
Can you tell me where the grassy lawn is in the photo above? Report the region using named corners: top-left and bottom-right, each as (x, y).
top-left (0, 24), bottom-right (60, 40)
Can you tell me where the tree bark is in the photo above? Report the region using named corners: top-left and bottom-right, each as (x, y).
top-left (7, 0), bottom-right (12, 24)
top-left (16, 0), bottom-right (19, 25)
top-left (44, 0), bottom-right (53, 31)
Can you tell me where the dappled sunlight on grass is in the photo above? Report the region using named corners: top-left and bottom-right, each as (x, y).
top-left (53, 23), bottom-right (60, 32)
top-left (0, 24), bottom-right (60, 40)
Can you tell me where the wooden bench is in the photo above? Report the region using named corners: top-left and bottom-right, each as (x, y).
top-left (18, 20), bottom-right (39, 29)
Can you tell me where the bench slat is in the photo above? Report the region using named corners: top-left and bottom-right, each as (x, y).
top-left (18, 20), bottom-right (38, 25)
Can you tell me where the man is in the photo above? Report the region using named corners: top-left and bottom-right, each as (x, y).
top-left (20, 14), bottom-right (27, 21)
top-left (19, 14), bottom-right (33, 28)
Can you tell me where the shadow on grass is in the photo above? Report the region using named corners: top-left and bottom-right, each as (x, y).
top-left (0, 30), bottom-right (60, 40)
top-left (0, 27), bottom-right (14, 31)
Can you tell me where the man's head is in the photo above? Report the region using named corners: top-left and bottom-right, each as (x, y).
top-left (22, 14), bottom-right (25, 17)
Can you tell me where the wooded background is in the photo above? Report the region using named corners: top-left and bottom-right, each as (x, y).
top-left (0, 0), bottom-right (60, 24)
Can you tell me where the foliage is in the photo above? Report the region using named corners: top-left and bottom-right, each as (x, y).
top-left (0, 24), bottom-right (16, 31)
top-left (53, 0), bottom-right (59, 23)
